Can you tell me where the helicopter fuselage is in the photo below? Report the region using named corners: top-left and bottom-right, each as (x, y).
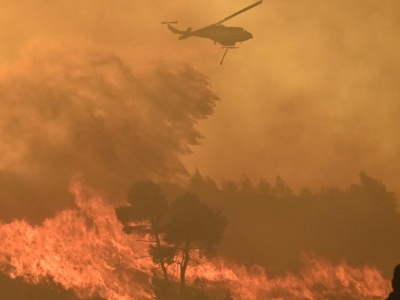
top-left (162, 0), bottom-right (262, 63)
top-left (190, 24), bottom-right (253, 46)
top-left (167, 23), bottom-right (253, 47)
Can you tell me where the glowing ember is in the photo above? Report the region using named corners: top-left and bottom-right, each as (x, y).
top-left (0, 181), bottom-right (391, 299)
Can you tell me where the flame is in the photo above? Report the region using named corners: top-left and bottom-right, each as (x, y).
top-left (0, 181), bottom-right (391, 299)
top-left (0, 180), bottom-right (152, 299)
top-left (185, 256), bottom-right (390, 299)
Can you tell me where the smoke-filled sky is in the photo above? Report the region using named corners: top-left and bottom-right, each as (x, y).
top-left (0, 40), bottom-right (219, 221)
top-left (1, 0), bottom-right (400, 215)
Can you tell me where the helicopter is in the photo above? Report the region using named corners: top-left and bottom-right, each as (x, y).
top-left (162, 0), bottom-right (263, 64)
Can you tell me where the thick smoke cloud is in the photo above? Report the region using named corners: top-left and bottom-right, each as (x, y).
top-left (0, 40), bottom-right (218, 222)
top-left (184, 0), bottom-right (400, 197)
top-left (0, 3), bottom-right (399, 296)
top-left (2, 1), bottom-right (400, 198)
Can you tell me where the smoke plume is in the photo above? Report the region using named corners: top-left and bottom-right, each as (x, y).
top-left (0, 40), bottom-right (218, 222)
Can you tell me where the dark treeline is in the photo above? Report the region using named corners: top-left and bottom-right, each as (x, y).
top-left (161, 171), bottom-right (400, 278)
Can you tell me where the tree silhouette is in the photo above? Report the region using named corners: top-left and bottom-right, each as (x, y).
top-left (116, 183), bottom-right (227, 298)
top-left (163, 193), bottom-right (227, 288)
top-left (115, 181), bottom-right (173, 283)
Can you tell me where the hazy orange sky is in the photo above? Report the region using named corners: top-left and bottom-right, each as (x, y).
top-left (1, 0), bottom-right (400, 202)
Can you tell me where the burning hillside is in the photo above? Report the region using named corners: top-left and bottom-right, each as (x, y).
top-left (0, 40), bottom-right (398, 300)
top-left (0, 180), bottom-right (391, 299)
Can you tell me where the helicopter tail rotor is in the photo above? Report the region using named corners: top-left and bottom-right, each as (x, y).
top-left (162, 22), bottom-right (193, 39)
top-left (162, 22), bottom-right (186, 35)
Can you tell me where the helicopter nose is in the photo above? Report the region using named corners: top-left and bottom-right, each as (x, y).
top-left (240, 29), bottom-right (253, 41)
top-left (244, 30), bottom-right (253, 39)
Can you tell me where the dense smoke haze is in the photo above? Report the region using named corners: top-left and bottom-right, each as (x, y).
top-left (182, 0), bottom-right (400, 197)
top-left (2, 0), bottom-right (400, 195)
top-left (1, 0), bottom-right (400, 299)
top-left (0, 40), bottom-right (218, 222)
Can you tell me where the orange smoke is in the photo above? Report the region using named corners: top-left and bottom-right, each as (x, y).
top-left (0, 181), bottom-right (391, 299)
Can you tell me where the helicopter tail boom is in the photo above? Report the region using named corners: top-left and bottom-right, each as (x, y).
top-left (162, 22), bottom-right (193, 39)
top-left (178, 28), bottom-right (193, 40)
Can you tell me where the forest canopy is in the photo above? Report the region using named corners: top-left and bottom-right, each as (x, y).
top-left (162, 171), bottom-right (400, 278)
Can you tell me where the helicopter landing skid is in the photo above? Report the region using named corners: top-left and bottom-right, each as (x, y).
top-left (220, 46), bottom-right (238, 65)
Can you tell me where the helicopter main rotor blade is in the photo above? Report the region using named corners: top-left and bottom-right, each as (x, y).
top-left (216, 0), bottom-right (263, 25)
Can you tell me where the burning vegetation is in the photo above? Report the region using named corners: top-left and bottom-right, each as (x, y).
top-left (115, 181), bottom-right (227, 299)
top-left (0, 41), bottom-right (398, 299)
top-left (0, 176), bottom-right (395, 299)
